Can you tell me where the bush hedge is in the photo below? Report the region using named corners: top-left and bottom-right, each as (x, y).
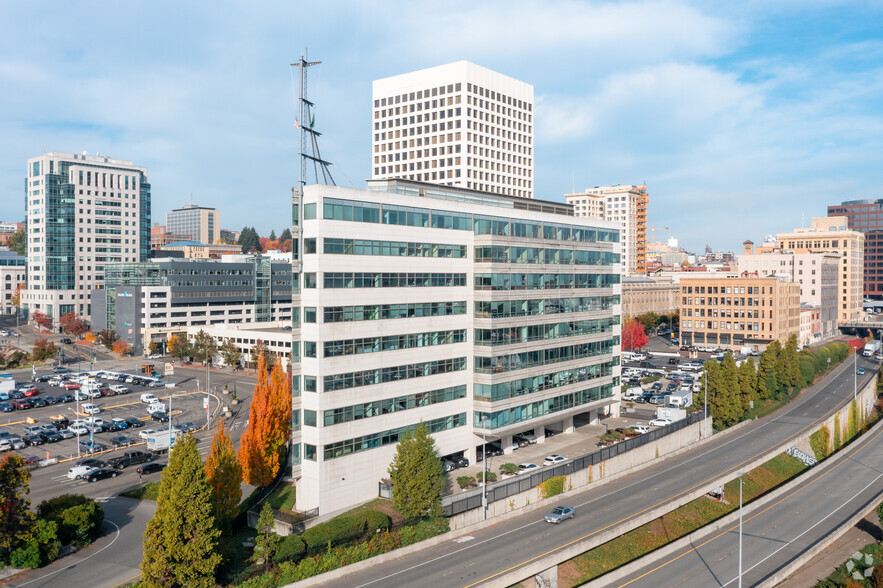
top-left (300, 509), bottom-right (391, 554)
top-left (36, 494), bottom-right (104, 547)
top-left (272, 534), bottom-right (307, 564)
top-left (540, 476), bottom-right (565, 499)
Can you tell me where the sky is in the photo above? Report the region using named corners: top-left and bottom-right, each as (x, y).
top-left (1, 0), bottom-right (882, 253)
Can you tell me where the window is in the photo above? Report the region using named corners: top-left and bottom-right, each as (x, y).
top-left (304, 307), bottom-right (317, 323)
top-left (304, 341), bottom-right (317, 358)
top-left (304, 376), bottom-right (317, 392)
top-left (304, 238), bottom-right (316, 254)
top-left (304, 410), bottom-right (317, 427)
top-left (303, 203), bottom-right (317, 219)
top-left (304, 444), bottom-right (317, 461)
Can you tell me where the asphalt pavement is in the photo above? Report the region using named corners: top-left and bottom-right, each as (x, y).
top-left (313, 354), bottom-right (879, 588)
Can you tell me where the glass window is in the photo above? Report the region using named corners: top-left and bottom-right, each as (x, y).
top-left (304, 307), bottom-right (317, 323)
top-left (304, 410), bottom-right (317, 427)
top-left (304, 444), bottom-right (317, 461)
top-left (304, 341), bottom-right (317, 358)
top-left (304, 376), bottom-right (317, 392)
top-left (303, 203), bottom-right (316, 219)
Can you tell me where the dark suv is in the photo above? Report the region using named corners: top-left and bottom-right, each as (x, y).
top-left (108, 450), bottom-right (153, 469)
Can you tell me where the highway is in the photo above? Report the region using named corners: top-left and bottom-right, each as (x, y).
top-left (616, 417), bottom-right (883, 587)
top-left (316, 355), bottom-right (879, 588)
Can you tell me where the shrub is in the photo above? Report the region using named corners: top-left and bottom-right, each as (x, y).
top-left (272, 534), bottom-right (306, 564)
top-left (809, 425), bottom-right (831, 461)
top-left (499, 463), bottom-right (518, 475)
top-left (300, 509), bottom-right (388, 554)
top-left (456, 475), bottom-right (475, 489)
top-left (36, 494), bottom-right (104, 547)
top-left (540, 476), bottom-right (566, 499)
top-left (10, 519), bottom-right (60, 568)
top-left (362, 509), bottom-right (391, 533)
top-left (476, 471), bottom-right (497, 483)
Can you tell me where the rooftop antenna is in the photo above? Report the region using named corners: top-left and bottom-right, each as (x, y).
top-left (290, 52), bottom-right (335, 188)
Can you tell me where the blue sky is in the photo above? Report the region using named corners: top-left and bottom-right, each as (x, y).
top-left (1, 1), bottom-right (881, 253)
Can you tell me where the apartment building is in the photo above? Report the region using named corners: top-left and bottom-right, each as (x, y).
top-left (737, 240), bottom-right (839, 340)
top-left (166, 204), bottom-right (219, 245)
top-left (22, 152), bottom-right (150, 324)
top-left (90, 255), bottom-right (292, 355)
top-left (565, 185), bottom-right (649, 276)
top-left (0, 251), bottom-right (26, 315)
top-left (293, 179), bottom-right (622, 514)
top-left (775, 217), bottom-right (864, 323)
top-left (371, 61), bottom-right (534, 198)
top-left (678, 274), bottom-right (801, 351)
top-left (827, 199), bottom-right (883, 298)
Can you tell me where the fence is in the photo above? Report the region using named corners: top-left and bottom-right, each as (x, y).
top-left (442, 412), bottom-right (704, 517)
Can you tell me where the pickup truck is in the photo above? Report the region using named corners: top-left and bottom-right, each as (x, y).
top-left (108, 450), bottom-right (153, 469)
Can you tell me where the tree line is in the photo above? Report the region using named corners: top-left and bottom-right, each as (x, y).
top-left (233, 227), bottom-right (293, 254)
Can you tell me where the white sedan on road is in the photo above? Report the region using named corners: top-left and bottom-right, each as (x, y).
top-left (542, 455), bottom-right (567, 466)
top-left (648, 418), bottom-right (673, 427)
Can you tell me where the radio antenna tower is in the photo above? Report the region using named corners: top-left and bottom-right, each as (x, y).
top-left (291, 53), bottom-right (335, 187)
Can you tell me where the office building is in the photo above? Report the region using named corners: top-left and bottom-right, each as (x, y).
top-left (371, 61), bottom-right (534, 198)
top-left (827, 199), bottom-right (883, 298)
top-left (22, 152), bottom-right (150, 324)
top-left (90, 255), bottom-right (292, 356)
top-left (150, 225), bottom-right (192, 249)
top-left (292, 179), bottom-right (622, 514)
top-left (737, 241), bottom-right (839, 340)
top-left (565, 185), bottom-right (649, 276)
top-left (156, 240), bottom-right (243, 259)
top-left (0, 251), bottom-right (26, 315)
top-left (678, 273), bottom-right (801, 351)
top-left (166, 204), bottom-right (219, 245)
top-left (775, 217), bottom-right (864, 323)
top-left (621, 276), bottom-right (679, 318)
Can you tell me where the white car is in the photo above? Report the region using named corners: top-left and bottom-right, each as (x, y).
top-left (81, 403), bottom-right (101, 415)
top-left (140, 393), bottom-right (159, 404)
top-left (517, 463), bottom-right (539, 475)
top-left (67, 465), bottom-right (97, 480)
top-left (648, 418), bottom-right (673, 427)
top-left (542, 455), bottom-right (567, 466)
top-left (68, 424), bottom-right (89, 436)
top-left (633, 425), bottom-right (651, 434)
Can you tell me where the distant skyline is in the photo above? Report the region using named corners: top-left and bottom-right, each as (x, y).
top-left (1, 1), bottom-right (881, 253)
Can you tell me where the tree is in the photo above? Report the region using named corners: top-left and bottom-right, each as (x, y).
top-left (37, 494), bottom-right (104, 547)
top-left (9, 229), bottom-right (25, 256)
top-left (279, 228), bottom-right (292, 242)
top-left (0, 454), bottom-right (35, 560)
top-left (31, 338), bottom-right (57, 362)
top-left (147, 341), bottom-right (161, 356)
top-left (634, 312), bottom-right (661, 333)
top-left (112, 340), bottom-right (132, 355)
top-left (387, 422), bottom-right (445, 519)
top-left (204, 421), bottom-right (241, 532)
top-left (140, 435), bottom-right (221, 587)
top-left (268, 229), bottom-right (276, 241)
top-left (10, 283), bottom-right (23, 310)
top-left (167, 334), bottom-right (191, 361)
top-left (736, 358), bottom-right (757, 412)
top-left (621, 318), bottom-right (649, 351)
top-left (782, 334), bottom-right (800, 389)
top-left (252, 501), bottom-right (278, 571)
top-left (59, 312), bottom-right (88, 336)
top-left (756, 345), bottom-right (777, 399)
top-left (712, 353), bottom-right (744, 427)
top-left (191, 330), bottom-right (217, 366)
top-left (237, 226), bottom-right (260, 254)
top-left (98, 329), bottom-right (116, 349)
top-left (237, 355), bottom-right (289, 487)
top-left (220, 339), bottom-right (241, 368)
top-left (250, 339), bottom-right (274, 371)
top-left (32, 311), bottom-right (52, 330)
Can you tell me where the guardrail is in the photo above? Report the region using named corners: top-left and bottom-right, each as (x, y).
top-left (442, 412), bottom-right (704, 517)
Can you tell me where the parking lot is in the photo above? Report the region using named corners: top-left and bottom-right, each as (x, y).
top-left (0, 368), bottom-right (217, 490)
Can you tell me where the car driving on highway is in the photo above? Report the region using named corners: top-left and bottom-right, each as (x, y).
top-left (544, 506), bottom-right (575, 523)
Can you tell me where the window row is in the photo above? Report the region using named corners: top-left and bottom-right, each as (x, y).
top-left (323, 238), bottom-right (467, 259)
top-left (475, 317), bottom-right (619, 346)
top-left (324, 301), bottom-right (467, 323)
top-left (321, 385), bottom-right (467, 427)
top-left (321, 273), bottom-right (467, 289)
top-left (475, 384), bottom-right (614, 430)
top-left (323, 329), bottom-right (467, 357)
top-left (474, 245), bottom-right (620, 266)
top-left (475, 339), bottom-right (615, 374)
top-left (319, 413), bottom-right (467, 461)
top-left (474, 273), bottom-right (619, 291)
top-left (474, 296), bottom-right (618, 318)
top-left (474, 361), bottom-right (617, 402)
top-left (319, 197), bottom-right (619, 243)
top-left (322, 357), bottom-right (467, 392)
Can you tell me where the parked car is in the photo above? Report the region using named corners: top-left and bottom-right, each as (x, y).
top-left (649, 418), bottom-right (674, 427)
top-left (21, 387), bottom-right (40, 397)
top-left (146, 403), bottom-right (166, 414)
top-left (542, 455), bottom-right (567, 466)
top-left (11, 399), bottom-right (32, 410)
top-left (81, 403), bottom-right (101, 415)
top-left (136, 462), bottom-right (166, 475)
top-left (544, 506), bottom-right (575, 524)
top-left (61, 382), bottom-right (80, 390)
top-left (83, 468), bottom-right (119, 483)
top-left (60, 338), bottom-right (73, 344)
top-left (151, 411), bottom-right (170, 423)
top-left (23, 434), bottom-right (44, 446)
top-left (30, 398), bottom-right (49, 408)
top-left (125, 417), bottom-right (145, 428)
top-left (0, 403), bottom-right (14, 413)
top-left (109, 436), bottom-right (134, 449)
top-left (78, 440), bottom-right (107, 453)
top-left (441, 459), bottom-right (457, 473)
top-left (56, 394), bottom-right (75, 403)
top-left (633, 425), bottom-right (651, 434)
top-left (109, 418), bottom-right (129, 431)
top-left (140, 393), bottom-right (160, 404)
top-left (57, 429), bottom-right (75, 440)
top-left (39, 430), bottom-right (63, 443)
top-left (177, 421), bottom-right (198, 433)
top-left (52, 366), bottom-right (71, 373)
top-left (517, 463), bottom-right (539, 475)
top-left (68, 424), bottom-right (89, 435)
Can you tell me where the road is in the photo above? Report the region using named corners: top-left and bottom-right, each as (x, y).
top-left (617, 417), bottom-right (883, 587)
top-left (316, 355), bottom-right (879, 588)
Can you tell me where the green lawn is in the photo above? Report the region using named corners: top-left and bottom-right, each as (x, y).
top-left (120, 481), bottom-right (161, 501)
top-left (264, 484), bottom-right (296, 511)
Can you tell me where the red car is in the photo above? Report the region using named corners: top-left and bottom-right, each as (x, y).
top-left (99, 387), bottom-right (116, 397)
top-left (61, 382), bottom-right (81, 390)
top-left (11, 399), bottom-right (32, 410)
top-left (22, 387), bottom-right (40, 397)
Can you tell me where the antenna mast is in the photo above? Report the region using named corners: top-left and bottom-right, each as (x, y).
top-left (291, 54), bottom-right (335, 187)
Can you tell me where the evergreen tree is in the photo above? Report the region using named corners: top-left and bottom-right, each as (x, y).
top-left (0, 454), bottom-right (34, 560)
top-left (140, 436), bottom-right (221, 587)
top-left (387, 422), bottom-right (445, 519)
top-left (252, 501), bottom-right (278, 571)
top-left (237, 226), bottom-right (260, 254)
top-left (191, 329), bottom-right (217, 366)
top-left (279, 228), bottom-right (292, 242)
top-left (737, 358), bottom-right (757, 412)
top-left (756, 345), bottom-right (776, 399)
top-left (204, 421), bottom-right (242, 532)
top-left (9, 229), bottom-right (25, 256)
top-left (782, 334), bottom-right (800, 389)
top-left (714, 353), bottom-right (743, 426)
top-left (268, 229), bottom-right (276, 241)
top-left (770, 340), bottom-right (785, 399)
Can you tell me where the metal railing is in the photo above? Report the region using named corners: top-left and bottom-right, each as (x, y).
top-left (442, 412), bottom-right (703, 517)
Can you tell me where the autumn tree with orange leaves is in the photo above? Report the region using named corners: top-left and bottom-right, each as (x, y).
top-left (238, 355), bottom-right (292, 486)
top-left (204, 421), bottom-right (241, 532)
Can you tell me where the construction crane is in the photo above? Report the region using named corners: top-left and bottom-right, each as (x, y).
top-left (650, 226), bottom-right (669, 243)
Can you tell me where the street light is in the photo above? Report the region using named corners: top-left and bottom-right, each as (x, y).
top-left (703, 367), bottom-right (708, 439)
top-left (854, 349), bottom-right (858, 401)
top-left (481, 415), bottom-right (489, 520)
top-left (738, 471), bottom-right (744, 588)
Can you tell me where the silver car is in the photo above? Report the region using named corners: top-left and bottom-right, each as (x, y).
top-left (545, 506), bottom-right (575, 523)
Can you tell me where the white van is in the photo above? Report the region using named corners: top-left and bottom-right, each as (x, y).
top-left (140, 393), bottom-right (159, 404)
top-left (67, 465), bottom-right (97, 480)
top-left (146, 402), bottom-right (166, 414)
top-left (111, 384), bottom-right (129, 394)
top-left (623, 387), bottom-right (644, 401)
top-left (81, 403), bottom-right (101, 415)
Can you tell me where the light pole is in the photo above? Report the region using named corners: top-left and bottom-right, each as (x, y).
top-left (854, 349), bottom-right (858, 401)
top-left (738, 471), bottom-right (744, 588)
top-left (703, 367), bottom-right (708, 439)
top-left (481, 415), bottom-right (489, 520)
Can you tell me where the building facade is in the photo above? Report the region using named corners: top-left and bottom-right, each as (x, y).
top-left (678, 274), bottom-right (801, 351)
top-left (0, 251), bottom-right (26, 315)
top-left (166, 204), bottom-right (219, 245)
top-left (293, 179), bottom-right (622, 514)
top-left (827, 199), bottom-right (883, 298)
top-left (565, 185), bottom-right (649, 276)
top-left (150, 225), bottom-right (192, 250)
top-left (736, 242), bottom-right (839, 340)
top-left (621, 276), bottom-right (678, 318)
top-left (371, 61), bottom-right (534, 198)
top-left (90, 256), bottom-right (292, 356)
top-left (775, 217), bottom-right (864, 324)
top-left (22, 152), bottom-right (150, 324)
top-left (157, 240), bottom-right (243, 259)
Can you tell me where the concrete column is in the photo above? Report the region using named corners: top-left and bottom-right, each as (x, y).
top-left (590, 409), bottom-right (600, 425)
top-left (563, 415), bottom-right (575, 434)
top-left (465, 445), bottom-right (476, 464)
top-left (535, 424), bottom-right (546, 444)
top-left (502, 434), bottom-right (514, 454)
top-left (610, 401), bottom-right (621, 418)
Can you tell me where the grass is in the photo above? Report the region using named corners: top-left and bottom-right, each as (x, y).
top-left (567, 453), bottom-right (807, 584)
top-left (742, 388), bottom-right (800, 422)
top-left (120, 481), bottom-right (161, 501)
top-left (816, 541), bottom-right (883, 587)
top-left (264, 484), bottom-right (296, 511)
